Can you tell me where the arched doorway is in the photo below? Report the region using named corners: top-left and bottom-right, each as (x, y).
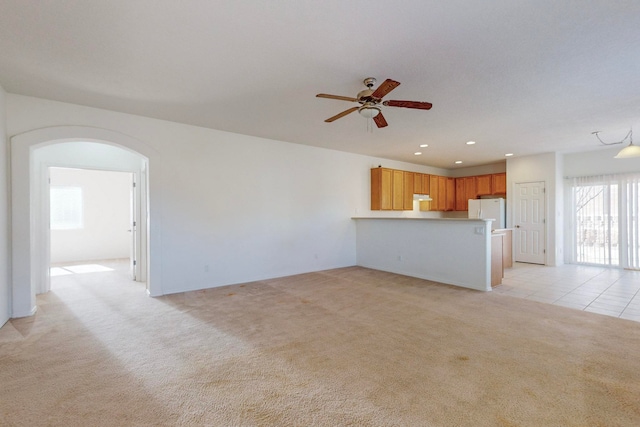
top-left (10, 126), bottom-right (162, 318)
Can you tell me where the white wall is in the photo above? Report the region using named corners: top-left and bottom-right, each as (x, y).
top-left (50, 168), bottom-right (131, 263)
top-left (0, 85), bottom-right (9, 326)
top-left (6, 94), bottom-right (452, 314)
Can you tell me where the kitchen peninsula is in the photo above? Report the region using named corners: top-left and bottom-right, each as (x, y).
top-left (352, 217), bottom-right (495, 291)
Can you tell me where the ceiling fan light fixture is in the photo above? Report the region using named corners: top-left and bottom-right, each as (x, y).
top-left (358, 105), bottom-right (381, 119)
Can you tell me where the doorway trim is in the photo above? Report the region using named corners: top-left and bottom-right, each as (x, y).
top-left (10, 126), bottom-right (163, 318)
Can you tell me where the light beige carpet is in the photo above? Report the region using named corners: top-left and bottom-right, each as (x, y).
top-left (1, 263), bottom-right (640, 426)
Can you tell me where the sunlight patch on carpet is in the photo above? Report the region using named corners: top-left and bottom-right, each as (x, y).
top-left (50, 267), bottom-right (73, 276)
top-left (51, 264), bottom-right (115, 275)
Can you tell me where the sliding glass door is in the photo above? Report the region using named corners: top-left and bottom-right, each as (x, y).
top-left (569, 173), bottom-right (640, 270)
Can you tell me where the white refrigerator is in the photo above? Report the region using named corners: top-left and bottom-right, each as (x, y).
top-left (468, 198), bottom-right (505, 229)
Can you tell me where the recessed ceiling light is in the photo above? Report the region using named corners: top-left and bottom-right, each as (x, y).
top-left (505, 153), bottom-right (514, 157)
top-left (455, 160), bottom-right (463, 164)
top-left (414, 152), bottom-right (422, 155)
top-left (466, 141), bottom-right (476, 145)
top-left (419, 144), bottom-right (429, 148)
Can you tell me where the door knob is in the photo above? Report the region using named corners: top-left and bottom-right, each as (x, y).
top-left (515, 225), bottom-right (520, 228)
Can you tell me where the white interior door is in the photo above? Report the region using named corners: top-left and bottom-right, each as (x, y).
top-left (514, 181), bottom-right (546, 264)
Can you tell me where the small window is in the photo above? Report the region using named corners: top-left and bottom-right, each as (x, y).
top-left (50, 186), bottom-right (84, 230)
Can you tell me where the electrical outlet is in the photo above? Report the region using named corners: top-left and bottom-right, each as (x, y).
top-left (474, 227), bottom-right (485, 235)
top-left (204, 264), bottom-right (209, 273)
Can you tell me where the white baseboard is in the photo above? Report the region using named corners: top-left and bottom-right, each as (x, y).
top-left (12, 305), bottom-right (38, 319)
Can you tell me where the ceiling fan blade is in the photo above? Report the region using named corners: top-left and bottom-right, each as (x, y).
top-left (383, 100), bottom-right (433, 110)
top-left (325, 106), bottom-right (359, 122)
top-left (373, 112), bottom-right (388, 128)
top-left (371, 79), bottom-right (400, 99)
top-left (316, 93), bottom-right (358, 102)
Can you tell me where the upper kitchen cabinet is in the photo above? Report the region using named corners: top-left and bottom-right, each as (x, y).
top-left (371, 167), bottom-right (393, 210)
top-left (492, 173), bottom-right (506, 195)
top-left (421, 174), bottom-right (430, 195)
top-left (476, 173), bottom-right (507, 196)
top-left (371, 167), bottom-right (503, 212)
top-left (421, 175), bottom-right (446, 211)
top-left (455, 178), bottom-right (465, 210)
top-left (455, 178), bottom-right (469, 211)
top-left (413, 173), bottom-right (430, 195)
top-left (455, 176), bottom-right (480, 210)
top-left (445, 178), bottom-right (455, 211)
top-left (371, 167), bottom-right (411, 211)
top-left (475, 174), bottom-right (492, 196)
top-left (392, 169), bottom-right (404, 210)
top-left (413, 173), bottom-right (423, 194)
top-left (464, 176), bottom-right (477, 202)
top-left (403, 171), bottom-right (415, 210)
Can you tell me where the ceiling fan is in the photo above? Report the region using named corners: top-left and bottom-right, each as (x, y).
top-left (316, 77), bottom-right (432, 128)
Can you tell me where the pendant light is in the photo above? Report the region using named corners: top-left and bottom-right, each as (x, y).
top-left (593, 129), bottom-right (640, 158)
top-left (614, 131), bottom-right (640, 158)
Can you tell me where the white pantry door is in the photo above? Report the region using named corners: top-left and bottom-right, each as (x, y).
top-left (514, 181), bottom-right (546, 264)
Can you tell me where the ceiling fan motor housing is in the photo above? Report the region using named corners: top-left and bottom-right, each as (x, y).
top-left (357, 89), bottom-right (375, 103)
top-left (357, 77), bottom-right (379, 103)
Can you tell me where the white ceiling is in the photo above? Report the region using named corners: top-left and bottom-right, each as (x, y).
top-left (1, 0), bottom-right (639, 169)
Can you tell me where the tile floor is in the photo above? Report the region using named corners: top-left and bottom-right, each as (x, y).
top-left (493, 262), bottom-right (640, 322)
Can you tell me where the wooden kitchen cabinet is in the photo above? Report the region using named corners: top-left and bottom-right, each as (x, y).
top-left (392, 169), bottom-right (404, 210)
top-left (371, 167), bottom-right (503, 212)
top-left (403, 171), bottom-right (415, 210)
top-left (420, 175), bottom-right (453, 211)
top-left (464, 176), bottom-right (477, 202)
top-left (437, 176), bottom-right (447, 211)
top-left (491, 233), bottom-right (504, 286)
top-left (422, 174), bottom-right (430, 195)
top-left (371, 167), bottom-right (411, 211)
top-left (371, 167), bottom-right (393, 210)
top-left (425, 175), bottom-right (447, 211)
top-left (455, 176), bottom-right (479, 211)
top-left (421, 175), bottom-right (439, 211)
top-left (492, 173), bottom-right (506, 195)
top-left (476, 174), bottom-right (492, 196)
top-left (501, 229), bottom-right (513, 268)
top-left (476, 173), bottom-right (506, 196)
top-left (413, 173), bottom-right (423, 194)
top-left (413, 172), bottom-right (431, 196)
top-left (445, 178), bottom-right (455, 211)
top-left (418, 174), bottom-right (432, 211)
top-left (455, 178), bottom-right (467, 211)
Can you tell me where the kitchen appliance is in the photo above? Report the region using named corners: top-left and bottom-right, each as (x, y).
top-left (468, 198), bottom-right (505, 229)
